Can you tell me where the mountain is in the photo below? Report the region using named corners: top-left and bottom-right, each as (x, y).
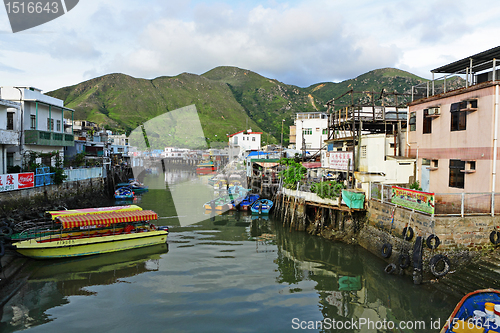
top-left (47, 67), bottom-right (430, 146)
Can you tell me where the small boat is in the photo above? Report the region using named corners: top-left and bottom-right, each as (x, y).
top-left (250, 199), bottom-right (273, 214)
top-left (440, 289), bottom-right (500, 333)
top-left (114, 186), bottom-right (134, 200)
top-left (196, 161), bottom-right (216, 174)
top-left (116, 179), bottom-right (149, 194)
top-left (240, 194), bottom-right (260, 210)
top-left (13, 210), bottom-right (168, 259)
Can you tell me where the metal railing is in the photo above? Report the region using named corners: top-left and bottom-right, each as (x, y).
top-left (370, 183), bottom-right (500, 216)
top-left (64, 167), bottom-right (106, 182)
top-left (35, 167), bottom-right (54, 187)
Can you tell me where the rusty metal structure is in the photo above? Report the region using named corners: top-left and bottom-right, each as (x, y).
top-left (325, 89), bottom-right (413, 174)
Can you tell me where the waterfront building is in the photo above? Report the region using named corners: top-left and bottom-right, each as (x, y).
top-left (290, 112), bottom-right (328, 154)
top-left (407, 46), bottom-right (500, 193)
top-left (0, 86), bottom-right (74, 169)
top-left (0, 98), bottom-right (21, 174)
top-left (227, 129), bottom-right (262, 158)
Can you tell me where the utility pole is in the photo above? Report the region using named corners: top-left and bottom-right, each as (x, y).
top-left (281, 119), bottom-right (285, 158)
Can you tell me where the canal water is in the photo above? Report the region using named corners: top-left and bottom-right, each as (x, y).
top-left (1, 170), bottom-right (462, 332)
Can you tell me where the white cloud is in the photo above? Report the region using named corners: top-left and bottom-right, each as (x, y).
top-left (1, 0), bottom-right (500, 91)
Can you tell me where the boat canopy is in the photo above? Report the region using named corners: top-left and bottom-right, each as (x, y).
top-left (55, 210), bottom-right (158, 228)
top-left (47, 205), bottom-right (143, 220)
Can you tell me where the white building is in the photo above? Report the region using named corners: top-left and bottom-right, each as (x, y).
top-left (294, 112), bottom-right (329, 153)
top-left (228, 129), bottom-right (262, 158)
top-left (162, 147), bottom-right (190, 159)
top-left (322, 133), bottom-right (415, 195)
top-left (0, 86), bottom-right (74, 169)
top-left (108, 133), bottom-right (129, 156)
top-left (0, 98), bottom-right (21, 173)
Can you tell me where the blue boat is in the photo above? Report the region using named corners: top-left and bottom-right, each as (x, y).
top-left (240, 194), bottom-right (260, 211)
top-left (440, 289), bottom-right (500, 333)
top-left (250, 199), bottom-right (273, 215)
top-left (114, 187), bottom-right (134, 200)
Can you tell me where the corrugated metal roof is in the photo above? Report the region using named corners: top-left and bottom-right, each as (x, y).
top-left (432, 45), bottom-right (500, 74)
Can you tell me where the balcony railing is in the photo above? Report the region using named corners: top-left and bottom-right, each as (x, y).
top-left (24, 130), bottom-right (74, 147)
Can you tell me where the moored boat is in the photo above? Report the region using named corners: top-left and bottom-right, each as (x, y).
top-left (13, 210), bottom-right (168, 259)
top-left (240, 194), bottom-right (260, 210)
top-left (250, 199), bottom-right (273, 214)
top-left (196, 161), bottom-right (216, 174)
top-left (114, 186), bottom-right (134, 200)
top-left (440, 289), bottom-right (500, 333)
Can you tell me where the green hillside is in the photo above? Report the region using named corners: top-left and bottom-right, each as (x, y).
top-left (48, 67), bottom-right (432, 146)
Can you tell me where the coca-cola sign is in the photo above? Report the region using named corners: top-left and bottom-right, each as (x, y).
top-left (0, 172), bottom-right (35, 192)
top-left (18, 173), bottom-right (35, 188)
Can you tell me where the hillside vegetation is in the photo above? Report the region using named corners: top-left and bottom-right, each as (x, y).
top-left (48, 67), bottom-right (429, 146)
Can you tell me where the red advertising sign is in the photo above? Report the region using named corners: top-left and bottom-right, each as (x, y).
top-left (0, 172), bottom-right (35, 192)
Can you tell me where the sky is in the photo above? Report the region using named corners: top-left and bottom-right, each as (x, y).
top-left (1, 0), bottom-right (500, 93)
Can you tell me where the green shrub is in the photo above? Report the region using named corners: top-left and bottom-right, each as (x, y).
top-left (310, 181), bottom-right (344, 199)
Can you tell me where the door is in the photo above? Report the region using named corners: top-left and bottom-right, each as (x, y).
top-left (421, 166), bottom-right (430, 192)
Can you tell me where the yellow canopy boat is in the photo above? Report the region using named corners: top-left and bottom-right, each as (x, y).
top-left (13, 209), bottom-right (168, 259)
top-left (46, 205), bottom-right (143, 220)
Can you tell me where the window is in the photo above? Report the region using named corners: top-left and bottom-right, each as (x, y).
top-left (7, 112), bottom-right (14, 130)
top-left (361, 145), bottom-right (367, 158)
top-left (449, 159), bottom-right (465, 189)
top-left (451, 102), bottom-right (466, 131)
top-left (409, 112), bottom-right (416, 131)
top-left (252, 137), bottom-right (255, 141)
top-left (322, 128), bottom-right (328, 135)
top-left (432, 160), bottom-right (439, 168)
top-left (423, 109), bottom-right (432, 134)
top-left (30, 115), bottom-right (36, 129)
top-left (57, 120), bottom-right (61, 132)
top-left (303, 128), bottom-right (312, 135)
top-left (47, 118), bottom-right (54, 131)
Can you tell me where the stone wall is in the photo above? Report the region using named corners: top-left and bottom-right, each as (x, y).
top-left (0, 178), bottom-right (108, 220)
top-left (367, 200), bottom-right (500, 250)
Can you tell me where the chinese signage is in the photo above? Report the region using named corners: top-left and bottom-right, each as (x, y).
top-left (324, 152), bottom-right (353, 171)
top-left (0, 172), bottom-right (35, 192)
top-left (391, 186), bottom-right (435, 214)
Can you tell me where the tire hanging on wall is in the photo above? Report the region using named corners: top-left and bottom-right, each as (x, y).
top-left (426, 234), bottom-right (441, 249)
top-left (490, 230), bottom-right (500, 245)
top-left (0, 226), bottom-right (12, 237)
top-left (384, 263), bottom-right (397, 274)
top-left (429, 254), bottom-right (451, 277)
top-left (381, 243), bottom-right (392, 258)
top-left (398, 253), bottom-right (410, 269)
top-left (402, 226), bottom-right (414, 241)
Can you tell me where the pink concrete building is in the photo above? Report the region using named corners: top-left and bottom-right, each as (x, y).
top-left (408, 46), bottom-right (500, 195)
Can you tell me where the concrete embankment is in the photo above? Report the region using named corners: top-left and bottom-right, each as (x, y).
top-left (273, 189), bottom-right (498, 285)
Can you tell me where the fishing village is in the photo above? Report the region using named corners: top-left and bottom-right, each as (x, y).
top-left (2, 45), bottom-right (500, 332)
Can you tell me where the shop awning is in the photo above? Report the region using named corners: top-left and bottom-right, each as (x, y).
top-left (47, 205), bottom-right (143, 220)
top-left (56, 210), bottom-right (158, 228)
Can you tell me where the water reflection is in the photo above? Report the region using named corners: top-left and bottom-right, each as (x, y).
top-left (273, 221), bottom-right (456, 331)
top-left (2, 182), bottom-right (461, 333)
top-left (0, 244), bottom-right (168, 331)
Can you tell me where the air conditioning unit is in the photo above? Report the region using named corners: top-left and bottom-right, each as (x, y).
top-left (428, 107), bottom-right (440, 115)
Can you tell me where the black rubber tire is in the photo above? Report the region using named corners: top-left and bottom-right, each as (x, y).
top-left (384, 263), bottom-right (397, 274)
top-left (402, 226), bottom-right (414, 241)
top-left (398, 253), bottom-right (410, 269)
top-left (429, 254), bottom-right (451, 277)
top-left (490, 230), bottom-right (500, 245)
top-left (381, 243), bottom-right (392, 258)
top-left (0, 226), bottom-right (12, 237)
top-left (0, 242), bottom-right (4, 257)
top-left (426, 234), bottom-right (441, 249)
